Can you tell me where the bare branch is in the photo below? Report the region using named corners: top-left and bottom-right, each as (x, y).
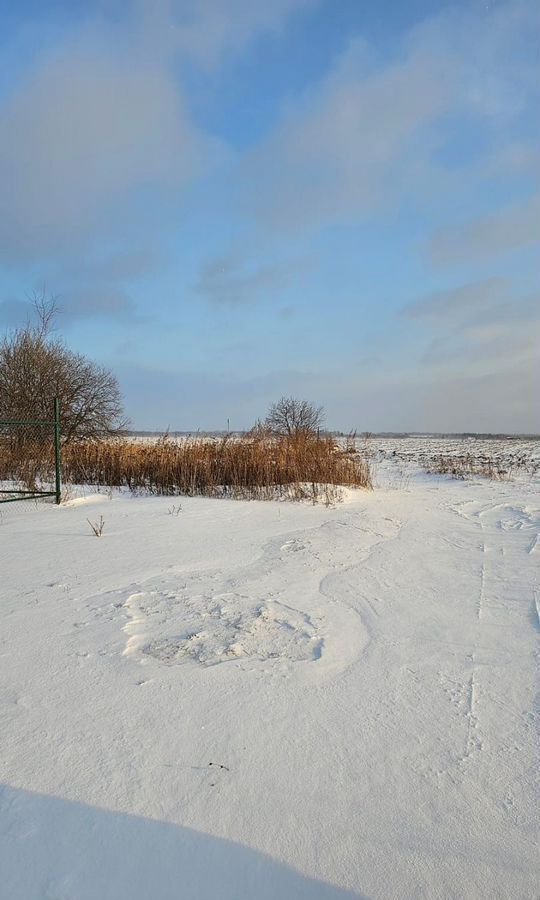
top-left (0, 291), bottom-right (127, 442)
top-left (265, 396), bottom-right (325, 437)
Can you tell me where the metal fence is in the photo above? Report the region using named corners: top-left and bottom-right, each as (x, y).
top-left (0, 398), bottom-right (61, 504)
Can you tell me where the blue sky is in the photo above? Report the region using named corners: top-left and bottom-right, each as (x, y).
top-left (0, 0), bottom-right (538, 431)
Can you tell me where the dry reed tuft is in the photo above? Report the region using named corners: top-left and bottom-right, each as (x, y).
top-left (0, 431), bottom-right (55, 492)
top-left (1, 432), bottom-right (372, 502)
top-left (424, 453), bottom-right (509, 480)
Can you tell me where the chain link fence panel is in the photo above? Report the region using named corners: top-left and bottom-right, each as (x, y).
top-left (0, 399), bottom-right (61, 503)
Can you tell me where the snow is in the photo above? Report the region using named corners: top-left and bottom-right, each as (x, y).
top-left (365, 435), bottom-right (540, 477)
top-left (1, 461), bottom-right (539, 899)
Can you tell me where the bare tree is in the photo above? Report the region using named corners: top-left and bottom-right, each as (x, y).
top-left (265, 396), bottom-right (325, 437)
top-left (0, 292), bottom-right (127, 442)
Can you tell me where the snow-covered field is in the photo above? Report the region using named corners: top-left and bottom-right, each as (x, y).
top-left (1, 459), bottom-right (539, 899)
top-left (366, 435), bottom-right (540, 477)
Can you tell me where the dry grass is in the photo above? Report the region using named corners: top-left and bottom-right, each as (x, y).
top-left (424, 453), bottom-right (510, 480)
top-left (1, 432), bottom-right (372, 502)
top-left (0, 433), bottom-right (55, 492)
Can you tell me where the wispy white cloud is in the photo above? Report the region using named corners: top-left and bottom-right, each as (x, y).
top-left (118, 347), bottom-right (538, 433)
top-left (55, 249), bottom-right (161, 285)
top-left (403, 276), bottom-right (539, 374)
top-left (196, 254), bottom-right (311, 305)
top-left (0, 0), bottom-right (315, 267)
top-left (134, 0), bottom-right (318, 69)
top-left (0, 286), bottom-right (137, 327)
top-left (244, 41), bottom-right (450, 228)
top-left (1, 0), bottom-right (538, 432)
top-left (429, 194), bottom-right (540, 264)
top-left (404, 277), bottom-right (510, 323)
top-left (243, 2), bottom-right (539, 231)
top-left (0, 42), bottom-right (216, 263)
top-left (0, 247), bottom-right (162, 326)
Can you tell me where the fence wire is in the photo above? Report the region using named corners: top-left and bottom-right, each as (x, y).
top-left (0, 399), bottom-right (61, 504)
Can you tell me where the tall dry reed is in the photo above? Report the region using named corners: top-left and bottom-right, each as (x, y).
top-left (0, 431), bottom-right (55, 492)
top-left (1, 432), bottom-right (372, 501)
top-left (424, 453), bottom-right (509, 480)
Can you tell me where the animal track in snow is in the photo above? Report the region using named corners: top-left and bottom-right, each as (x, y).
top-left (92, 513), bottom-right (396, 680)
top-left (123, 590), bottom-right (322, 667)
top-left (280, 539), bottom-right (307, 553)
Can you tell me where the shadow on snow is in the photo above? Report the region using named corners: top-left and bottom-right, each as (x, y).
top-left (0, 784), bottom-right (368, 899)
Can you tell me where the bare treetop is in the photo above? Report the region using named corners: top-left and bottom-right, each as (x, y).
top-left (0, 291), bottom-right (127, 441)
top-left (265, 396), bottom-right (325, 437)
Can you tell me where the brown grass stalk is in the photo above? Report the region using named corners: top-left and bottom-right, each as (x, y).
top-left (1, 432), bottom-right (372, 502)
top-left (424, 453), bottom-right (509, 480)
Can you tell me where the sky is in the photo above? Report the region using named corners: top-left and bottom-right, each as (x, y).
top-left (0, 0), bottom-right (538, 433)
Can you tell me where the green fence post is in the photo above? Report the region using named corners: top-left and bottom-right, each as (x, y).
top-left (54, 397), bottom-right (61, 504)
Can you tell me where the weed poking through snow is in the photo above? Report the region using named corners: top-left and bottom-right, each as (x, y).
top-left (87, 515), bottom-right (105, 537)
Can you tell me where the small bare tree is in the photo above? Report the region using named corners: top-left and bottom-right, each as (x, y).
top-left (0, 291), bottom-right (127, 443)
top-left (265, 396), bottom-right (325, 437)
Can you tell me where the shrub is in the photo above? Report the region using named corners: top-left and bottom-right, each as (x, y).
top-left (424, 453), bottom-right (509, 480)
top-left (265, 397), bottom-right (324, 437)
top-left (0, 292), bottom-right (126, 442)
